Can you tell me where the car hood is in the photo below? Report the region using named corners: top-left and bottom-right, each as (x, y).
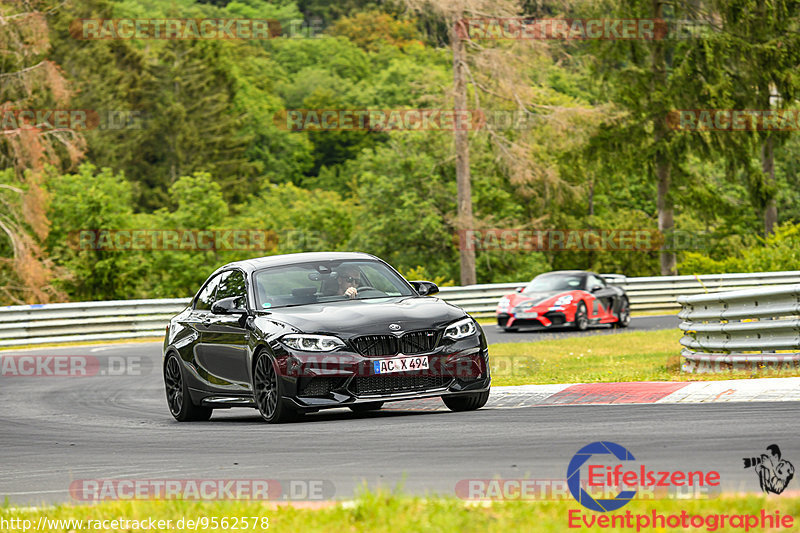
top-left (256, 296), bottom-right (466, 337)
top-left (505, 291), bottom-right (563, 308)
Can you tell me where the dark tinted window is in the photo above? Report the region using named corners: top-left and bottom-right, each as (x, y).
top-left (253, 260), bottom-right (415, 309)
top-left (216, 270), bottom-right (247, 306)
top-left (587, 275), bottom-right (606, 291)
top-left (524, 274), bottom-right (583, 292)
top-left (194, 273), bottom-right (223, 311)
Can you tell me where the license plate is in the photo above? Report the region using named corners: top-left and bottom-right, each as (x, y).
top-left (373, 356), bottom-right (429, 374)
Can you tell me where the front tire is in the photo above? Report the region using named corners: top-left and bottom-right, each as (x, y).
top-left (442, 390), bottom-right (490, 412)
top-left (164, 354), bottom-right (212, 422)
top-left (253, 351), bottom-right (298, 423)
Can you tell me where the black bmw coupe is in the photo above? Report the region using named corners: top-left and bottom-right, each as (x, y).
top-left (162, 252), bottom-right (491, 422)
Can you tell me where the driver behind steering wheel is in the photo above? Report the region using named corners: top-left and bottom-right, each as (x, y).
top-left (336, 266), bottom-right (363, 299)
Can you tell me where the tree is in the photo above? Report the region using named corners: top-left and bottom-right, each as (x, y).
top-left (401, 1), bottom-right (524, 285)
top-left (132, 41), bottom-right (256, 208)
top-left (403, 0), bottom-right (608, 283)
top-left (0, 0), bottom-right (84, 304)
top-left (705, 0), bottom-right (800, 236)
top-left (331, 10), bottom-right (422, 52)
top-left (585, 0), bottom-right (713, 274)
top-left (45, 164), bottom-right (142, 301)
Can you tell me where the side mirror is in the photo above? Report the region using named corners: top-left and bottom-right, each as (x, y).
top-left (591, 286), bottom-right (603, 293)
top-left (515, 287), bottom-right (524, 293)
top-left (211, 296), bottom-right (247, 315)
top-left (410, 281), bottom-right (439, 296)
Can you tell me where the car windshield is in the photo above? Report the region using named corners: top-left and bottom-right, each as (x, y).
top-left (523, 274), bottom-right (584, 293)
top-left (252, 260), bottom-right (415, 309)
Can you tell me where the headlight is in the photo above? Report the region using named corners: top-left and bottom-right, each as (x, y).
top-left (444, 317), bottom-right (477, 340)
top-left (554, 295), bottom-right (574, 306)
top-left (281, 334), bottom-right (345, 352)
top-left (513, 301), bottom-right (538, 313)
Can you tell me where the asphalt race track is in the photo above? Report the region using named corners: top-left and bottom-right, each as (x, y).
top-left (2, 315), bottom-right (797, 506)
top-left (482, 313), bottom-right (678, 344)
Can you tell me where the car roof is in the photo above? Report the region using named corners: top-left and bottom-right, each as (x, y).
top-left (536, 270), bottom-right (589, 276)
top-left (215, 252), bottom-right (380, 275)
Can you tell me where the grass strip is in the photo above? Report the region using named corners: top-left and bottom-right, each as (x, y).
top-left (3, 491), bottom-right (800, 532)
top-left (489, 329), bottom-right (800, 386)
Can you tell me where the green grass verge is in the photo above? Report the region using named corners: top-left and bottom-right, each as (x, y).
top-left (489, 329), bottom-right (800, 386)
top-left (3, 491), bottom-right (799, 532)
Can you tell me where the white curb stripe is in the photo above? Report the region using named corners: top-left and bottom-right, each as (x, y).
top-left (656, 377), bottom-right (800, 404)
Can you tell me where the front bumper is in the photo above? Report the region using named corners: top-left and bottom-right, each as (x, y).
top-left (273, 339), bottom-right (490, 411)
top-left (497, 308), bottom-right (574, 329)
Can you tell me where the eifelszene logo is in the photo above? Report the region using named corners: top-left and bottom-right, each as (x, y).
top-left (567, 441), bottom-right (721, 512)
top-left (744, 444), bottom-right (795, 494)
top-left (568, 442), bottom-right (638, 512)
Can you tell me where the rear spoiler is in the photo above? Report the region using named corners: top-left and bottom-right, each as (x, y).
top-left (600, 274), bottom-right (627, 284)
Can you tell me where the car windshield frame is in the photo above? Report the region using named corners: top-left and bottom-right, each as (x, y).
top-left (523, 273), bottom-right (585, 293)
top-left (251, 259), bottom-right (417, 310)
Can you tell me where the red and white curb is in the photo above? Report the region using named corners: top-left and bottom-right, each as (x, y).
top-left (384, 378), bottom-right (800, 411)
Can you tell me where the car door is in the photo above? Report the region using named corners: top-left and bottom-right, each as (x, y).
top-left (195, 269), bottom-right (252, 388)
top-left (585, 274), bottom-right (616, 319)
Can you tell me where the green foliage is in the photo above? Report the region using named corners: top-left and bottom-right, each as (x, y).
top-left (3, 0), bottom-right (800, 305)
top-left (331, 10), bottom-right (422, 52)
top-left (45, 164), bottom-right (143, 300)
top-left (680, 223), bottom-right (800, 274)
top-left (346, 134), bottom-right (459, 280)
top-left (44, 165), bottom-right (359, 299)
top-left (235, 181), bottom-right (355, 254)
top-left (397, 265), bottom-right (454, 287)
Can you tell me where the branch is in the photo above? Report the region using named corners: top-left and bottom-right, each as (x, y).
top-left (0, 60), bottom-right (46, 79)
top-left (0, 184), bottom-right (23, 194)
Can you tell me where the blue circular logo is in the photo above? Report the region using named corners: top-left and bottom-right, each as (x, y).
top-left (567, 441), bottom-right (637, 512)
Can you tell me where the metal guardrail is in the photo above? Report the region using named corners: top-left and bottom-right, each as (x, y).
top-left (439, 270), bottom-right (800, 316)
top-left (3, 270), bottom-right (800, 347)
top-left (0, 299), bottom-right (190, 347)
top-left (678, 284), bottom-right (800, 373)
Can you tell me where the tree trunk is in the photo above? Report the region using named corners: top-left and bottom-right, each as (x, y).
top-left (656, 159), bottom-right (676, 275)
top-left (762, 135), bottom-right (777, 236)
top-left (652, 0), bottom-right (676, 275)
top-left (452, 20), bottom-right (476, 285)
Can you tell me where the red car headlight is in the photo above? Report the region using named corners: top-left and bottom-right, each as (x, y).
top-left (512, 302), bottom-right (539, 315)
top-left (554, 295), bottom-right (574, 306)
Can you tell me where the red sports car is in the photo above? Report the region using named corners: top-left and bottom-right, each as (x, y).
top-left (496, 270), bottom-right (630, 332)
